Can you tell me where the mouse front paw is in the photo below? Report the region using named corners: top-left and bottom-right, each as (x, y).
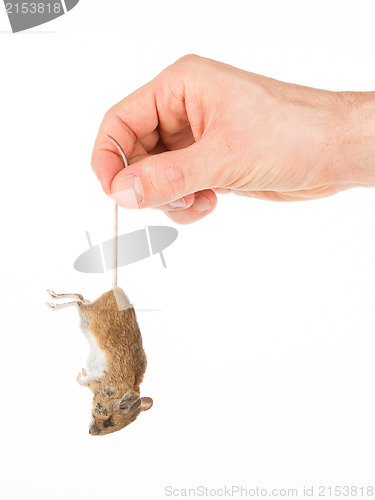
top-left (76, 367), bottom-right (88, 385)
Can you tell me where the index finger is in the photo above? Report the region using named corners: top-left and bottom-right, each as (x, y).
top-left (91, 82), bottom-right (159, 194)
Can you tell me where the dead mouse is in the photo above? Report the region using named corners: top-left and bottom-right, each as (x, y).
top-left (46, 287), bottom-right (153, 436)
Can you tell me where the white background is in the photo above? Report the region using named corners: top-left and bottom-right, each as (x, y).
top-left (0, 1), bottom-right (375, 499)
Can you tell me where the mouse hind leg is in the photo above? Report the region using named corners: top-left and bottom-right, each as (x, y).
top-left (45, 290), bottom-right (89, 310)
top-left (46, 300), bottom-right (82, 311)
top-left (47, 290), bottom-right (84, 301)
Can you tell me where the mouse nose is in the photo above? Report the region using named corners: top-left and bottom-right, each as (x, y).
top-left (89, 429), bottom-right (92, 434)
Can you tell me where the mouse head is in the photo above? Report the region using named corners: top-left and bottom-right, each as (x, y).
top-left (89, 394), bottom-right (153, 436)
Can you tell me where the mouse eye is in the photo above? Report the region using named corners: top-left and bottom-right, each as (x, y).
top-left (103, 417), bottom-right (115, 428)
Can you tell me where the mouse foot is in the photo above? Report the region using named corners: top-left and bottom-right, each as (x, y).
top-left (76, 368), bottom-right (89, 386)
top-left (47, 290), bottom-right (84, 301)
top-left (46, 301), bottom-right (81, 311)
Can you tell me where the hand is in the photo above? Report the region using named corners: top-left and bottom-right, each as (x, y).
top-left (92, 55), bottom-right (375, 224)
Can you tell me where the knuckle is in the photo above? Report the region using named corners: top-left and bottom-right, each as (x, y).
top-left (171, 54), bottom-right (202, 73)
top-left (103, 107), bottom-right (113, 122)
top-left (102, 106), bottom-right (119, 126)
top-left (175, 53), bottom-right (200, 65)
top-left (161, 54), bottom-right (205, 91)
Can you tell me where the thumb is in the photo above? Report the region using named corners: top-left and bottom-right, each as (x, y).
top-left (110, 142), bottom-right (214, 208)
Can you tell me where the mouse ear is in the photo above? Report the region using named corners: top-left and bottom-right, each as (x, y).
top-left (140, 397), bottom-right (153, 412)
top-left (119, 398), bottom-right (141, 414)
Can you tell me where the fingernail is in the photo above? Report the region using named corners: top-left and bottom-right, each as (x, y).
top-left (193, 195), bottom-right (211, 213)
top-left (110, 176), bottom-right (144, 208)
top-left (169, 197), bottom-right (186, 209)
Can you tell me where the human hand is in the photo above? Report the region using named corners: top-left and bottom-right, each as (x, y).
top-left (92, 55), bottom-right (375, 224)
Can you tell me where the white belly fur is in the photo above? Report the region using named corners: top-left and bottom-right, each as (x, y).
top-left (80, 321), bottom-right (107, 380)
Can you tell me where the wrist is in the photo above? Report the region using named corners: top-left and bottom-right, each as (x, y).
top-left (332, 91), bottom-right (375, 188)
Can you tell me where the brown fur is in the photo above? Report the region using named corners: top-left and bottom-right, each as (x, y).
top-left (77, 287), bottom-right (152, 435)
